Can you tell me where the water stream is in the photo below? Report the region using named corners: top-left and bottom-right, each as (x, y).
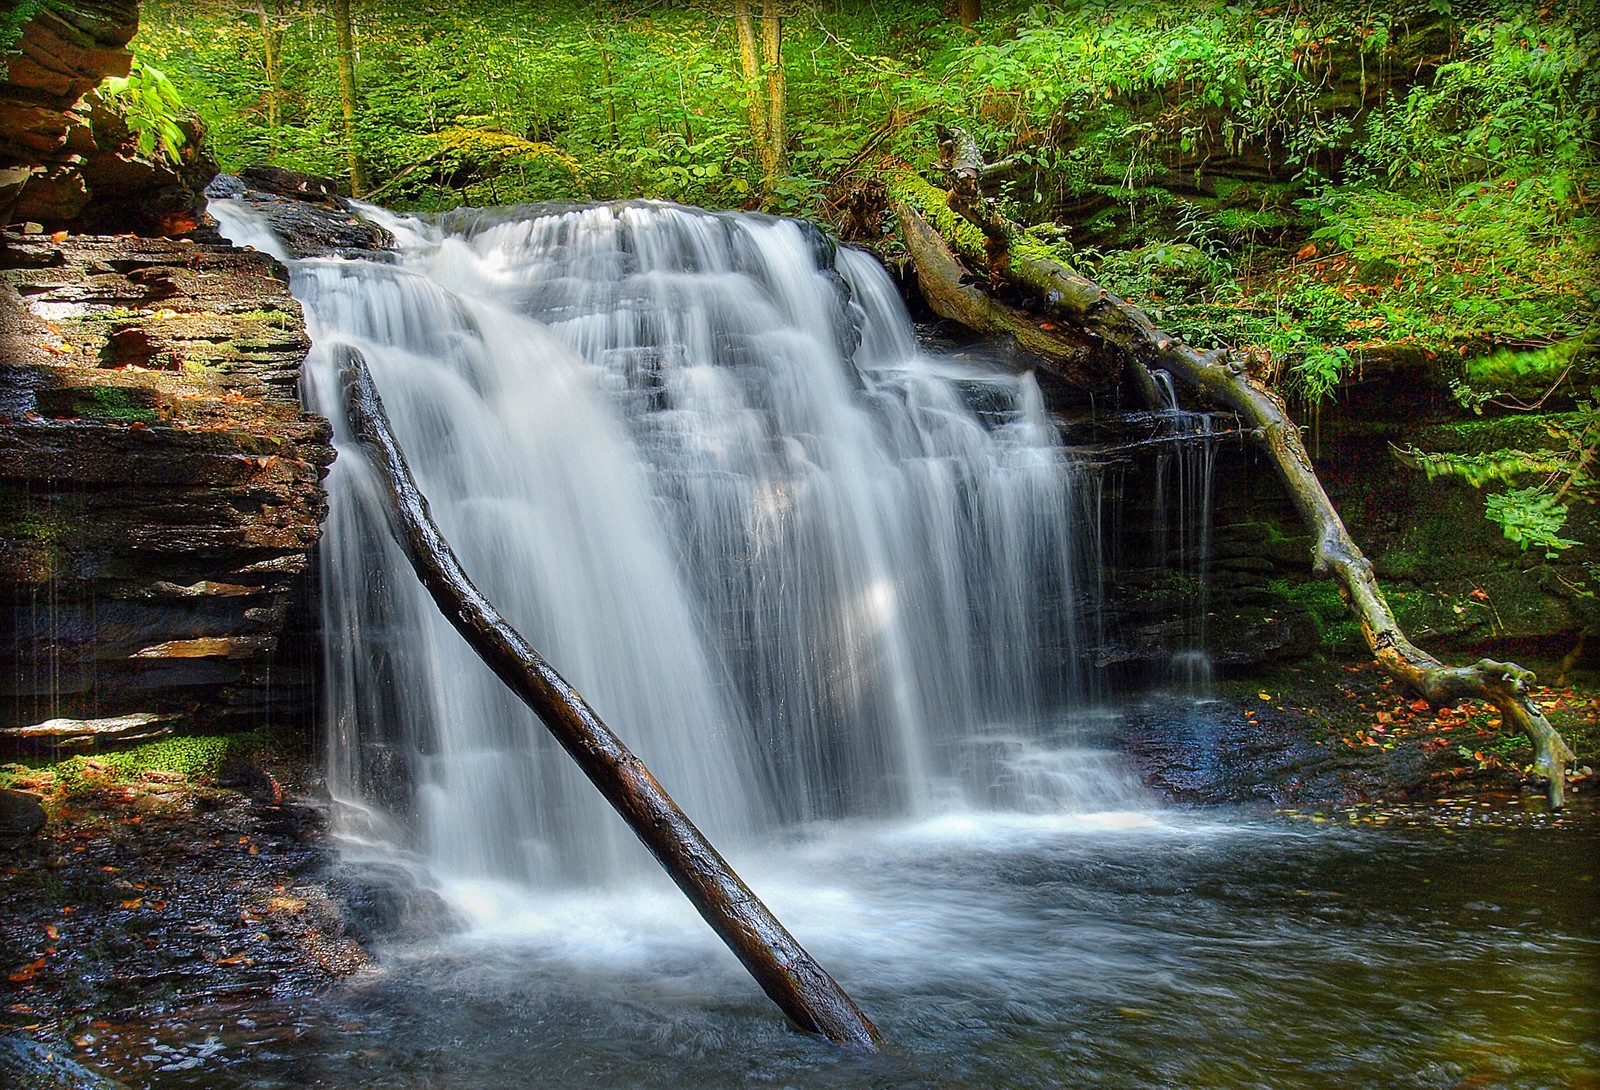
top-left (200, 199), bottom-right (1598, 1089)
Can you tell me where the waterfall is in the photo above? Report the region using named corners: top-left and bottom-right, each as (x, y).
top-left (1149, 370), bottom-right (1220, 693)
top-left (213, 198), bottom-right (1143, 895)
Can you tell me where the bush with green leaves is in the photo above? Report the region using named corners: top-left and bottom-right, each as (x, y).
top-left (99, 58), bottom-right (189, 164)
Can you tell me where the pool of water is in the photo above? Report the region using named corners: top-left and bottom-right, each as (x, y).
top-left (99, 797), bottom-right (1599, 1090)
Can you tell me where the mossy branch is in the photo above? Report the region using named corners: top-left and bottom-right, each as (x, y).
top-left (889, 168), bottom-right (1577, 808)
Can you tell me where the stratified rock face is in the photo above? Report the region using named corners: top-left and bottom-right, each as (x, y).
top-left (1, 0), bottom-right (216, 235)
top-left (1, 0), bottom-right (138, 225)
top-left (0, 230), bottom-right (334, 738)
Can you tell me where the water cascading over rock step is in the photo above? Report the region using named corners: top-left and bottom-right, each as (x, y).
top-left (213, 197), bottom-right (1142, 891)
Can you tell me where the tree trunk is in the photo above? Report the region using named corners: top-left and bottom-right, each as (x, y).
top-left (957, 0), bottom-right (982, 28)
top-left (337, 345), bottom-right (882, 1047)
top-left (598, 39), bottom-right (620, 146)
top-left (889, 178), bottom-right (1575, 809)
top-left (760, 2), bottom-right (785, 196)
top-left (330, 0), bottom-right (367, 197)
top-left (255, 0), bottom-right (281, 148)
top-left (733, 2), bottom-right (770, 187)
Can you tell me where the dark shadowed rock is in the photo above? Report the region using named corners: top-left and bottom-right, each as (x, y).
top-left (237, 165), bottom-right (342, 205)
top-left (0, 0), bottom-right (216, 237)
top-left (206, 171), bottom-right (395, 258)
top-left (0, 1033), bottom-right (128, 1089)
top-left (0, 788), bottom-right (47, 839)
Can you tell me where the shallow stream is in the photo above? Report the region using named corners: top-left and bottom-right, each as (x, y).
top-left (87, 788), bottom-right (1597, 1089)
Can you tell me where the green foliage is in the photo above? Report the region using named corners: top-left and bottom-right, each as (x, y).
top-left (1349, 15), bottom-right (1593, 191)
top-left (1483, 487), bottom-right (1579, 554)
top-left (1397, 402), bottom-right (1597, 556)
top-left (1455, 333), bottom-right (1597, 411)
top-left (1400, 445), bottom-right (1571, 489)
top-left (99, 58), bottom-right (188, 164)
top-left (129, 0), bottom-right (1593, 493)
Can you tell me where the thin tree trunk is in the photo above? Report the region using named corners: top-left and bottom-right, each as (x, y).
top-left (337, 345), bottom-right (882, 1047)
top-left (330, 0), bottom-right (367, 197)
top-left (760, 2), bottom-right (785, 195)
top-left (890, 180), bottom-right (1575, 808)
top-left (957, 0), bottom-right (982, 27)
top-left (733, 3), bottom-right (770, 188)
top-left (599, 39), bottom-right (619, 146)
top-left (255, 1), bottom-right (281, 149)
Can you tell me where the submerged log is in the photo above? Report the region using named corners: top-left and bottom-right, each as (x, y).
top-left (890, 176), bottom-right (1576, 808)
top-left (337, 345), bottom-right (881, 1048)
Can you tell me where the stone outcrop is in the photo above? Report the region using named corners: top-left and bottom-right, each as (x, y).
top-left (1, 0), bottom-right (214, 235)
top-left (1062, 370), bottom-right (1596, 685)
top-left (0, 230), bottom-right (334, 743)
top-left (207, 171), bottom-right (395, 257)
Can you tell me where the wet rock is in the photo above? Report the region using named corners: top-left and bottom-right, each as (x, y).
top-left (0, 230), bottom-right (333, 737)
top-left (0, 712), bottom-right (176, 751)
top-left (0, 772), bottom-right (371, 1061)
top-left (206, 171), bottom-right (395, 259)
top-left (235, 166), bottom-right (343, 206)
top-left (1120, 695), bottom-right (1431, 806)
top-left (0, 1033), bottom-right (128, 1090)
top-left (327, 862), bottom-right (461, 945)
top-left (0, 787), bottom-right (47, 839)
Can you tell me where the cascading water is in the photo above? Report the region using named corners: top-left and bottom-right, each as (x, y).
top-left (1148, 369), bottom-right (1221, 692)
top-left (120, 196), bottom-right (1595, 1090)
top-left (212, 197), bottom-right (1145, 900)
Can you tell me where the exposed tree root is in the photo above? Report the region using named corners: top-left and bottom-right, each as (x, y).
top-left (888, 177), bottom-right (1576, 808)
top-left (338, 345), bottom-right (882, 1046)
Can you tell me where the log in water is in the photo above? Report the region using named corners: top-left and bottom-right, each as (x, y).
top-left (338, 344), bottom-right (879, 1046)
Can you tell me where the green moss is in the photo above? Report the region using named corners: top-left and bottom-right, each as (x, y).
top-left (886, 169), bottom-right (992, 265)
top-left (60, 386), bottom-right (161, 423)
top-left (0, 494), bottom-right (70, 578)
top-left (1411, 412), bottom-right (1591, 455)
top-left (2, 729), bottom-right (276, 793)
top-left (1267, 576), bottom-right (1363, 651)
top-left (228, 307), bottom-right (295, 323)
top-left (1377, 546), bottom-right (1425, 580)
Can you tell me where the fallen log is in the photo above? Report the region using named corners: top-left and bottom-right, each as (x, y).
top-left (889, 174), bottom-right (1576, 808)
top-left (336, 345), bottom-right (881, 1048)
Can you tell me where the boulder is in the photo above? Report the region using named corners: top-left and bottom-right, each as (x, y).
top-left (0, 788), bottom-right (46, 839)
top-left (0, 0), bottom-right (215, 237)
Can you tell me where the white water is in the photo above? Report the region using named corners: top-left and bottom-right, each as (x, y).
top-left (212, 198), bottom-right (1148, 906)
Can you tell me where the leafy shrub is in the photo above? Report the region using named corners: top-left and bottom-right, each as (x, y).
top-left (99, 58), bottom-right (188, 164)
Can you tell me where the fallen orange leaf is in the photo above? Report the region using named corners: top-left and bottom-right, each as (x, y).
top-left (8, 958), bottom-right (46, 984)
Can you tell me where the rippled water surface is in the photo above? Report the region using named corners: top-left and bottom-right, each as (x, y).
top-left (117, 797), bottom-right (1597, 1090)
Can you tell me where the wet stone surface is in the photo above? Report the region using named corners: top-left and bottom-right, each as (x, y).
top-left (1119, 657), bottom-right (1598, 808)
top-left (0, 766), bottom-right (369, 1086)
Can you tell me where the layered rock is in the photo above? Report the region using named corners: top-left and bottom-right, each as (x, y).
top-left (1067, 370), bottom-right (1596, 686)
top-left (1, 0), bottom-right (213, 234)
top-left (0, 231), bottom-right (334, 742)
